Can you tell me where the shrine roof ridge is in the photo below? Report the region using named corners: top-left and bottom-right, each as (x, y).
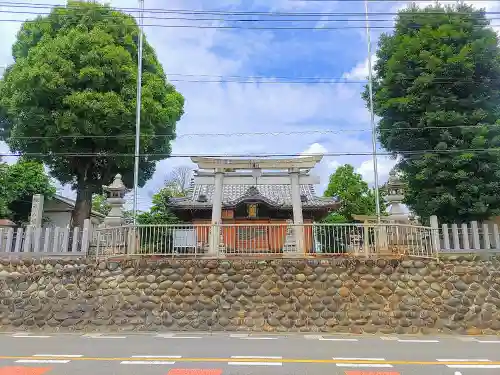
top-left (168, 183), bottom-right (339, 211)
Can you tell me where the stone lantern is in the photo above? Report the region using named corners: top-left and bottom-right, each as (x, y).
top-left (102, 174), bottom-right (126, 227)
top-left (385, 169), bottom-right (408, 222)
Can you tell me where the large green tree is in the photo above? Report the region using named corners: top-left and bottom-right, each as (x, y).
top-left (0, 159), bottom-right (55, 224)
top-left (366, 4), bottom-right (500, 222)
top-left (0, 1), bottom-right (184, 227)
top-left (323, 164), bottom-right (378, 222)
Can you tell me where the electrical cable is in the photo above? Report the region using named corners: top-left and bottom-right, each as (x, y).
top-left (0, 149), bottom-right (499, 158)
top-left (0, 1), bottom-right (497, 16)
top-left (0, 9), bottom-right (497, 23)
top-left (0, 18), bottom-right (496, 30)
top-left (2, 124), bottom-right (499, 140)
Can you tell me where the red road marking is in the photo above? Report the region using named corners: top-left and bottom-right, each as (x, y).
top-left (344, 372), bottom-right (400, 375)
top-left (0, 368), bottom-right (52, 375)
top-left (168, 369), bottom-right (223, 375)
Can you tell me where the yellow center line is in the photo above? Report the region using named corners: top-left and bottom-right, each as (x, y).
top-left (0, 356), bottom-right (499, 366)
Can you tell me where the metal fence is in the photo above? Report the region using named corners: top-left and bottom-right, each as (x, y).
top-left (94, 222), bottom-right (436, 259)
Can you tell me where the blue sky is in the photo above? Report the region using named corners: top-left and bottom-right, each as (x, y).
top-left (0, 0), bottom-right (498, 210)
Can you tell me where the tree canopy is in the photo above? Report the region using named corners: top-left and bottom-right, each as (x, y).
top-left (0, 159), bottom-right (55, 224)
top-left (137, 187), bottom-right (179, 225)
top-left (323, 164), bottom-right (378, 222)
top-left (365, 4), bottom-right (500, 222)
top-left (0, 1), bottom-right (185, 227)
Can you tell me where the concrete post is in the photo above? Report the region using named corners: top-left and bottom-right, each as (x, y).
top-left (290, 170), bottom-right (304, 254)
top-left (429, 215), bottom-right (440, 258)
top-left (209, 170), bottom-right (224, 256)
top-left (29, 194), bottom-right (44, 227)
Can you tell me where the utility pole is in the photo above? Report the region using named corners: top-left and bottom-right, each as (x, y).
top-left (132, 0), bottom-right (145, 224)
top-left (364, 0), bottom-right (381, 221)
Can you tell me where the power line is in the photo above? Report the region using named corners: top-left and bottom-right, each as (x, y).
top-left (1, 9), bottom-right (498, 23)
top-left (3, 124), bottom-right (499, 141)
top-left (0, 1), bottom-right (497, 16)
top-left (1, 149), bottom-right (500, 158)
top-left (0, 5), bottom-right (497, 30)
top-left (0, 17), bottom-right (493, 30)
top-left (0, 17), bottom-right (495, 30)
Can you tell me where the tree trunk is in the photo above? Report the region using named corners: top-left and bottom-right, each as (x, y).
top-left (71, 185), bottom-right (93, 228)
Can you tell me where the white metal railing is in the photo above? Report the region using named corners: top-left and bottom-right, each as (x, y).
top-left (94, 222), bottom-right (436, 259)
top-left (0, 219), bottom-right (91, 257)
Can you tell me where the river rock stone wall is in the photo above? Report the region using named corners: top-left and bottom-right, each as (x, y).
top-left (0, 256), bottom-right (499, 334)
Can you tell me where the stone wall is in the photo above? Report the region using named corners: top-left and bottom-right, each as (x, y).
top-left (0, 256), bottom-right (499, 334)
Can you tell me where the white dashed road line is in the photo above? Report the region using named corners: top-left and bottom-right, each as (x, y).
top-left (83, 334), bottom-right (126, 339)
top-left (319, 338), bottom-right (358, 341)
top-left (155, 334), bottom-right (202, 339)
top-left (397, 339), bottom-right (439, 343)
top-left (241, 337), bottom-right (278, 340)
top-left (120, 355), bottom-right (182, 365)
top-left (12, 335), bottom-right (51, 338)
top-left (332, 357), bottom-right (393, 368)
top-left (33, 354), bottom-right (83, 358)
top-left (228, 356), bottom-right (283, 366)
top-left (476, 340), bottom-right (500, 344)
top-left (437, 358), bottom-right (500, 369)
top-left (15, 359), bottom-right (71, 364)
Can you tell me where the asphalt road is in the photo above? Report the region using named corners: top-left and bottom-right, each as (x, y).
top-left (0, 332), bottom-right (499, 375)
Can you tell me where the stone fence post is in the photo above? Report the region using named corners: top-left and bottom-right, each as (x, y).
top-left (429, 215), bottom-right (440, 258)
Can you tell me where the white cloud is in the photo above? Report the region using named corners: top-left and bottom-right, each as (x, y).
top-left (357, 156), bottom-right (397, 185)
top-left (301, 142), bottom-right (327, 156)
top-left (343, 54), bottom-right (378, 80)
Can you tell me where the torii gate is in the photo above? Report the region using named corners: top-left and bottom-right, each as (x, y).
top-left (190, 156), bottom-right (323, 255)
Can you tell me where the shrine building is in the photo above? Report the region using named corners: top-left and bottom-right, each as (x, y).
top-left (167, 156), bottom-right (340, 255)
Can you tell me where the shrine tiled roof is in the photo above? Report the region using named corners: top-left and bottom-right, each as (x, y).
top-left (168, 182), bottom-right (339, 210)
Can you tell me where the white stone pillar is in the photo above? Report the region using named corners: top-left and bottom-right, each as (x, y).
top-left (209, 170), bottom-right (224, 256)
top-left (290, 169), bottom-right (304, 254)
top-left (30, 194), bottom-right (44, 227)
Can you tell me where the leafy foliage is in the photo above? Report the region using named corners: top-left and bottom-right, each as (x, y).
top-left (323, 164), bottom-right (378, 222)
top-left (0, 159), bottom-right (55, 224)
top-left (137, 188), bottom-right (179, 225)
top-left (365, 4), bottom-right (500, 222)
top-left (91, 193), bottom-right (111, 216)
top-left (0, 1), bottom-right (185, 227)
